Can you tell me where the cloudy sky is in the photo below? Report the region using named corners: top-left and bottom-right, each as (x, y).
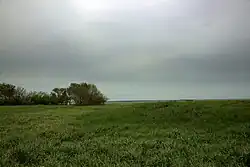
top-left (1, 0), bottom-right (250, 100)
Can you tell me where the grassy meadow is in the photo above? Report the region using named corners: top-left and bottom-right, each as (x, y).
top-left (0, 100), bottom-right (250, 167)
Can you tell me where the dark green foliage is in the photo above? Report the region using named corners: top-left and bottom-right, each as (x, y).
top-left (67, 82), bottom-right (108, 105)
top-left (0, 83), bottom-right (16, 105)
top-left (0, 82), bottom-right (108, 106)
top-left (0, 100), bottom-right (250, 166)
top-left (51, 88), bottom-right (69, 105)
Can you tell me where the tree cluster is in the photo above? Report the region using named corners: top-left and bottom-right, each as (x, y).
top-left (0, 82), bottom-right (108, 105)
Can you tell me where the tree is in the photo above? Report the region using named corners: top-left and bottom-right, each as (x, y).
top-left (67, 83), bottom-right (85, 105)
top-left (87, 84), bottom-right (108, 105)
top-left (13, 86), bottom-right (27, 105)
top-left (50, 92), bottom-right (59, 105)
top-left (0, 81), bottom-right (108, 106)
top-left (51, 88), bottom-right (69, 105)
top-left (29, 91), bottom-right (51, 105)
top-left (0, 83), bottom-right (16, 105)
top-left (67, 82), bottom-right (107, 105)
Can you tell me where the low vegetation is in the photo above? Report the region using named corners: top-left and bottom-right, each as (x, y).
top-left (0, 100), bottom-right (250, 166)
top-left (0, 82), bottom-right (108, 106)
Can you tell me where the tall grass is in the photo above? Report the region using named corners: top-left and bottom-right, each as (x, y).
top-left (0, 100), bottom-right (250, 166)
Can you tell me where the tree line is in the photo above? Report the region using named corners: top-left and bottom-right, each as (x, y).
top-left (0, 82), bottom-right (108, 105)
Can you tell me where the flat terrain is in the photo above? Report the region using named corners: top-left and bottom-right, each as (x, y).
top-left (0, 101), bottom-right (250, 167)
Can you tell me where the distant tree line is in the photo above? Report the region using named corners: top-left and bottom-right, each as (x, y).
top-left (0, 82), bottom-right (108, 105)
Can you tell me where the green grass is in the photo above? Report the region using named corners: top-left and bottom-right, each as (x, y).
top-left (0, 100), bottom-right (250, 167)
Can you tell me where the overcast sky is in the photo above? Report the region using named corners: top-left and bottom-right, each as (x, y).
top-left (1, 0), bottom-right (250, 100)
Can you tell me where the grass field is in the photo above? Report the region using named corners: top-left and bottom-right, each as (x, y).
top-left (0, 101), bottom-right (250, 167)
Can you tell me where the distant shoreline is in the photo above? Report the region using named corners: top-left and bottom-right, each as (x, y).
top-left (107, 98), bottom-right (250, 103)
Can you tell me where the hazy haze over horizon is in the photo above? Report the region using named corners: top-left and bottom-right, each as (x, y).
top-left (1, 0), bottom-right (250, 100)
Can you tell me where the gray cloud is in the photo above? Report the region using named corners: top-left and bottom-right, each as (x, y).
top-left (1, 0), bottom-right (250, 99)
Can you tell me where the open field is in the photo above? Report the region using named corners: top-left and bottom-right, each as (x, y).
top-left (0, 100), bottom-right (250, 167)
